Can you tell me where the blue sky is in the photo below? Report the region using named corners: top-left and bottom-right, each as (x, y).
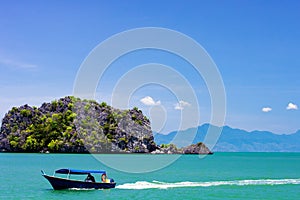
top-left (0, 0), bottom-right (299, 134)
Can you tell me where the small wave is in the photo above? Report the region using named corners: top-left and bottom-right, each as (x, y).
top-left (116, 178), bottom-right (300, 190)
top-left (68, 188), bottom-right (97, 191)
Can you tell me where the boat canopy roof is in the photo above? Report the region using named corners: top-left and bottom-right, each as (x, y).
top-left (55, 169), bottom-right (106, 175)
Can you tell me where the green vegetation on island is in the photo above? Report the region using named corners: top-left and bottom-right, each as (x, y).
top-left (0, 96), bottom-right (212, 154)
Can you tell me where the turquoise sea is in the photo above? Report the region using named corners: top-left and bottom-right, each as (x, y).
top-left (1, 153), bottom-right (300, 199)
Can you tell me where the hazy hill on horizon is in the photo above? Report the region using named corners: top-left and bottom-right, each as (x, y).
top-left (154, 124), bottom-right (300, 152)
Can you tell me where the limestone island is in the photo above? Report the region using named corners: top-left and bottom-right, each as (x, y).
top-left (0, 96), bottom-right (212, 154)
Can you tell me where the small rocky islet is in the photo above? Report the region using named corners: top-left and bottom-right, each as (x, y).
top-left (0, 96), bottom-right (212, 154)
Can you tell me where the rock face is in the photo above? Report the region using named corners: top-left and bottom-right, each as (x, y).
top-left (0, 96), bottom-right (212, 154)
top-left (0, 96), bottom-right (156, 153)
top-left (182, 142), bottom-right (213, 154)
top-left (152, 142), bottom-right (213, 154)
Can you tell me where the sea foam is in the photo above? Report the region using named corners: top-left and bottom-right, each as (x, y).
top-left (116, 178), bottom-right (300, 190)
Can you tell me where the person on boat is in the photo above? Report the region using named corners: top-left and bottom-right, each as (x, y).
top-left (85, 173), bottom-right (95, 182)
top-left (101, 173), bottom-right (107, 183)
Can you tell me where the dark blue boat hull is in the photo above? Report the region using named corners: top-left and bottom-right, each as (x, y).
top-left (43, 174), bottom-right (116, 190)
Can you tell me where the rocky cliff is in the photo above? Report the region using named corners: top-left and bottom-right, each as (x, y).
top-left (151, 142), bottom-right (213, 154)
top-left (0, 96), bottom-right (156, 153)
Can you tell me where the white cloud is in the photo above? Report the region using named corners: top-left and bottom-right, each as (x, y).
top-left (174, 100), bottom-right (191, 110)
top-left (262, 107), bottom-right (272, 112)
top-left (140, 96), bottom-right (161, 106)
top-left (286, 102), bottom-right (298, 110)
top-left (0, 58), bottom-right (37, 69)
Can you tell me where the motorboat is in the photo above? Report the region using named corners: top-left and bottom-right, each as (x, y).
top-left (41, 168), bottom-right (116, 190)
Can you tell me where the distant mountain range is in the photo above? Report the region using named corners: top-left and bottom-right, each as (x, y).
top-left (154, 124), bottom-right (300, 152)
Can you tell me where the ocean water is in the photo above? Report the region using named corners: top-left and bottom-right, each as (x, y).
top-left (1, 153), bottom-right (299, 199)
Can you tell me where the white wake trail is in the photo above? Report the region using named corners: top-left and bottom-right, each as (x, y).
top-left (116, 178), bottom-right (300, 190)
